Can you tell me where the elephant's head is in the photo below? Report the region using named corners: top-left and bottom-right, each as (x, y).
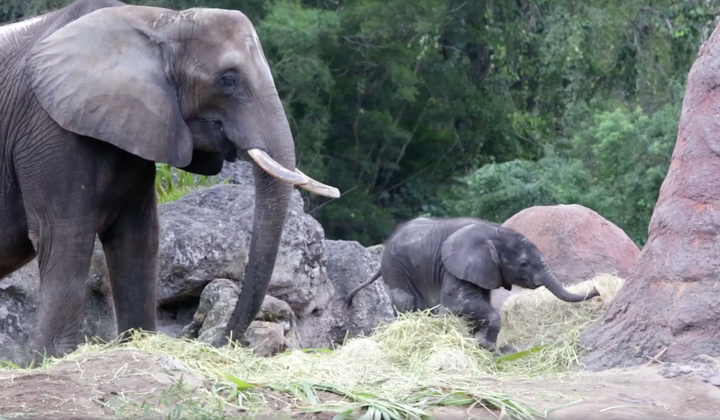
top-left (441, 224), bottom-right (600, 302)
top-left (24, 5), bottom-right (340, 344)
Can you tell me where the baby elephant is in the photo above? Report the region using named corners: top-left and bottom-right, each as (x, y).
top-left (344, 217), bottom-right (601, 352)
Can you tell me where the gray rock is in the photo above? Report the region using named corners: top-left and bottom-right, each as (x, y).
top-left (326, 240), bottom-right (394, 338)
top-left (292, 272), bottom-right (344, 349)
top-left (242, 321), bottom-right (287, 358)
top-left (256, 294), bottom-right (297, 335)
top-left (366, 244), bottom-right (384, 261)
top-left (706, 375), bottom-right (720, 387)
top-left (218, 158), bottom-right (255, 186)
top-left (180, 278), bottom-right (239, 341)
top-left (295, 240), bottom-right (394, 348)
top-left (156, 170), bottom-right (326, 315)
top-left (181, 278), bottom-right (298, 357)
top-left (658, 354), bottom-right (720, 381)
top-left (0, 265), bottom-right (37, 367)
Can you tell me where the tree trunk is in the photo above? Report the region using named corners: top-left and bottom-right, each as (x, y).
top-left (580, 22), bottom-right (720, 371)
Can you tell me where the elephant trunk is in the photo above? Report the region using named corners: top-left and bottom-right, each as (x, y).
top-left (223, 164), bottom-right (293, 343)
top-left (221, 93), bottom-right (335, 345)
top-left (538, 268), bottom-right (600, 303)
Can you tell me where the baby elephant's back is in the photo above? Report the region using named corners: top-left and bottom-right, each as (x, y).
top-left (384, 218), bottom-right (481, 306)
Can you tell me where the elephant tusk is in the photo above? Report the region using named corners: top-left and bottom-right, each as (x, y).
top-left (247, 148), bottom-right (309, 186)
top-left (246, 149), bottom-right (341, 198)
top-left (295, 168), bottom-right (341, 199)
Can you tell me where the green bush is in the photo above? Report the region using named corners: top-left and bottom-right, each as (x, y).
top-left (154, 164), bottom-right (224, 204)
top-left (443, 160), bottom-right (557, 223)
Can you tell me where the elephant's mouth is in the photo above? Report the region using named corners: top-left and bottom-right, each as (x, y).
top-left (520, 276), bottom-right (541, 289)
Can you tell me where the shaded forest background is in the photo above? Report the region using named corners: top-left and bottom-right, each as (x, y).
top-left (3, 0), bottom-right (718, 247)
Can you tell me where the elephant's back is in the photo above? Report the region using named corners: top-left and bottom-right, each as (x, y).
top-left (0, 0), bottom-right (125, 65)
top-left (385, 218), bottom-right (482, 305)
top-left (388, 217), bottom-right (484, 256)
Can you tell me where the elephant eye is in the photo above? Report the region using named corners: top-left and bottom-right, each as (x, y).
top-left (218, 73), bottom-right (238, 91)
top-left (519, 261), bottom-right (529, 268)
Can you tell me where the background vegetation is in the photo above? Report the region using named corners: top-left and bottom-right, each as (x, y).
top-left (4, 0), bottom-right (718, 247)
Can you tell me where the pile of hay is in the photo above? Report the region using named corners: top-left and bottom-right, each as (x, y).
top-left (5, 274), bottom-right (625, 419)
top-left (496, 273), bottom-right (625, 375)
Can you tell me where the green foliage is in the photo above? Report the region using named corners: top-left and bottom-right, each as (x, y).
top-left (442, 160), bottom-right (557, 223)
top-left (555, 104), bottom-right (679, 245)
top-left (442, 103), bottom-right (679, 246)
top-left (154, 164), bottom-right (224, 204)
top-left (2, 0), bottom-right (717, 246)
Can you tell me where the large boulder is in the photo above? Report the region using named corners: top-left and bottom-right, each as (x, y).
top-left (154, 177), bottom-right (326, 329)
top-left (178, 239), bottom-right (395, 352)
top-left (293, 240), bottom-right (394, 348)
top-left (180, 278), bottom-right (299, 357)
top-left (580, 25), bottom-right (720, 370)
top-left (502, 204), bottom-right (641, 286)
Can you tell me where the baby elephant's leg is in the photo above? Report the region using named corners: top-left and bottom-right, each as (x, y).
top-left (440, 274), bottom-right (501, 352)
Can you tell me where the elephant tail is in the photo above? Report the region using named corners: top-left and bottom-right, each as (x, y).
top-left (344, 269), bottom-right (382, 308)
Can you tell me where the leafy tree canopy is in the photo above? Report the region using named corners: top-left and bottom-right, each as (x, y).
top-left (3, 0), bottom-right (717, 246)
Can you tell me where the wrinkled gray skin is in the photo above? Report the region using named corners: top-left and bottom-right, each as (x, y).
top-left (0, 0), bottom-right (337, 364)
top-left (344, 217), bottom-right (601, 352)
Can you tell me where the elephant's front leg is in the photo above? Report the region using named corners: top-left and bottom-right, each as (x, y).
top-left (98, 174), bottom-right (159, 337)
top-left (440, 273), bottom-right (501, 353)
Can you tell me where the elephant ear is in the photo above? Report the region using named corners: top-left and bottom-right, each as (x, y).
top-left (25, 6), bottom-right (194, 167)
top-left (441, 224), bottom-right (503, 290)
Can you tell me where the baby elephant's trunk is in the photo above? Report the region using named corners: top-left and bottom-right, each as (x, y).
top-left (539, 271), bottom-right (600, 302)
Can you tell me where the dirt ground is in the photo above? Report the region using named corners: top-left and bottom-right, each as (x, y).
top-left (1, 349), bottom-right (719, 420)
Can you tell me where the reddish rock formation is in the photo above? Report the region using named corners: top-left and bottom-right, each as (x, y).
top-left (580, 25), bottom-right (720, 370)
top-left (502, 204), bottom-right (641, 285)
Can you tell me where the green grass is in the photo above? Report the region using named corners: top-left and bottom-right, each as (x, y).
top-left (154, 163), bottom-right (225, 204)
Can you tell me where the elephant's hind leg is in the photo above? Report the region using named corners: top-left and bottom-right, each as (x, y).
top-left (25, 212), bottom-right (96, 362)
top-left (440, 273), bottom-right (501, 352)
top-left (17, 162), bottom-right (98, 362)
top-left (98, 168), bottom-right (159, 339)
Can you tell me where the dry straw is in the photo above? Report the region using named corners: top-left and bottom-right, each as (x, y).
top-left (497, 273), bottom-right (625, 376)
top-left (2, 274), bottom-right (625, 419)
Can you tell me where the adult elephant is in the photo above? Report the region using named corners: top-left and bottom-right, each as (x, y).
top-left (0, 0), bottom-right (339, 362)
top-left (344, 217), bottom-right (600, 352)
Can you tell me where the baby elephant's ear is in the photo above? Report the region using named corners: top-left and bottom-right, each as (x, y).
top-left (441, 224), bottom-right (503, 290)
top-left (25, 5), bottom-right (194, 167)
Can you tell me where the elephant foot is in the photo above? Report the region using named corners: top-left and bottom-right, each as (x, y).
top-left (497, 344), bottom-right (521, 355)
top-left (26, 345), bottom-right (70, 368)
top-left (472, 330), bottom-right (497, 353)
